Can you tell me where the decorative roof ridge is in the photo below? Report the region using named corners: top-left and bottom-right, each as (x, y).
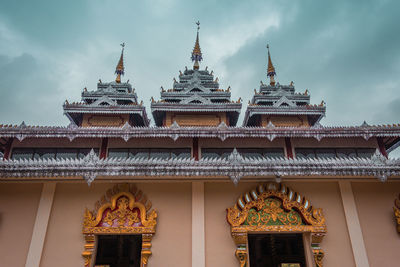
top-left (3, 150), bottom-right (399, 166)
top-left (2, 124), bottom-right (400, 130)
top-left (64, 103), bottom-right (144, 108)
top-left (151, 102), bottom-right (242, 106)
top-left (2, 149), bottom-right (399, 184)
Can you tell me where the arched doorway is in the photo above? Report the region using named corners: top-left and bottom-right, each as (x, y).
top-left (227, 183), bottom-right (326, 267)
top-left (82, 184), bottom-right (157, 267)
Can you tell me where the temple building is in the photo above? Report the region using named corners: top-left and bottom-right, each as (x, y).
top-left (1, 23), bottom-right (400, 267)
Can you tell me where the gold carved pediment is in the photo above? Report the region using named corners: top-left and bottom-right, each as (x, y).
top-left (394, 194), bottom-right (400, 233)
top-left (82, 184), bottom-right (157, 267)
top-left (227, 182), bottom-right (326, 267)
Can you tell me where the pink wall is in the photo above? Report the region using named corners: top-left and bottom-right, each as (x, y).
top-left (205, 181), bottom-right (356, 267)
top-left (0, 183), bottom-right (42, 267)
top-left (40, 182), bottom-right (192, 267)
top-left (352, 182), bottom-right (400, 267)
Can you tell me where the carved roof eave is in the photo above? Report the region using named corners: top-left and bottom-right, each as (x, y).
top-left (150, 103), bottom-right (242, 113)
top-left (242, 106), bottom-right (326, 126)
top-left (161, 92), bottom-right (231, 98)
top-left (82, 94), bottom-right (138, 100)
top-left (0, 153), bottom-right (398, 183)
top-left (63, 105), bottom-right (147, 114)
top-left (63, 105), bottom-right (150, 127)
top-left (252, 94), bottom-right (310, 103)
top-left (1, 124), bottom-right (400, 142)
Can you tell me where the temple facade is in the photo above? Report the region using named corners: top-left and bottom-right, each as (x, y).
top-left (1, 24), bottom-right (400, 267)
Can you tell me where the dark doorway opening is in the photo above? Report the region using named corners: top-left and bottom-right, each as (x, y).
top-left (95, 235), bottom-right (142, 267)
top-left (248, 233), bottom-right (306, 267)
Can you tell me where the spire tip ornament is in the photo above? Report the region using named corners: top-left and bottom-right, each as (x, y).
top-left (266, 44), bottom-right (276, 86)
top-left (115, 42), bottom-right (125, 83)
top-left (191, 21), bottom-right (203, 70)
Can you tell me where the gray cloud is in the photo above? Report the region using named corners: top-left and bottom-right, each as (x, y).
top-left (0, 0), bottom-right (399, 131)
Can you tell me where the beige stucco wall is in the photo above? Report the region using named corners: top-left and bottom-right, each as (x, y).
top-left (205, 181), bottom-right (356, 267)
top-left (205, 182), bottom-right (258, 267)
top-left (0, 183), bottom-right (43, 267)
top-left (285, 182), bottom-right (356, 267)
top-left (4, 180), bottom-right (399, 267)
top-left (40, 182), bottom-right (192, 267)
top-left (352, 182), bottom-right (400, 267)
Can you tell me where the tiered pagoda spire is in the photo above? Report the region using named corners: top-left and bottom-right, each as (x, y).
top-left (243, 45), bottom-right (325, 127)
top-left (266, 44), bottom-right (276, 86)
top-left (151, 23), bottom-right (242, 127)
top-left (115, 43), bottom-right (125, 83)
top-left (63, 43), bottom-right (149, 127)
top-left (191, 21), bottom-right (203, 70)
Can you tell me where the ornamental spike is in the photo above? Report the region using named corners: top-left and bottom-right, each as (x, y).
top-left (191, 21), bottom-right (203, 70)
top-left (266, 44), bottom-right (276, 86)
top-left (115, 42), bottom-right (125, 83)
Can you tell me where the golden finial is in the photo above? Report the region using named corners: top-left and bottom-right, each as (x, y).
top-left (215, 77), bottom-right (219, 83)
top-left (99, 79), bottom-right (102, 83)
top-left (191, 21), bottom-right (203, 70)
top-left (160, 86), bottom-right (165, 92)
top-left (260, 80), bottom-right (264, 86)
top-left (227, 86), bottom-right (231, 92)
top-left (254, 89), bottom-right (257, 94)
top-left (140, 100), bottom-right (143, 106)
top-left (266, 44), bottom-right (276, 86)
top-left (151, 97), bottom-right (155, 103)
top-left (210, 70), bottom-right (213, 75)
top-left (304, 89), bottom-right (309, 95)
top-left (290, 81), bottom-right (294, 86)
top-left (173, 78), bottom-right (177, 83)
top-left (205, 66), bottom-right (208, 71)
top-left (179, 70), bottom-right (183, 75)
top-left (237, 97), bottom-right (242, 103)
top-left (84, 87), bottom-right (87, 92)
top-left (320, 100), bottom-right (325, 106)
top-left (115, 43), bottom-right (125, 83)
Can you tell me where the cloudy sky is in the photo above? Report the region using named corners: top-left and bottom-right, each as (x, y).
top-left (0, 0), bottom-right (399, 152)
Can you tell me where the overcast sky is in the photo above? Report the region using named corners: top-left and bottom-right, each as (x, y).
top-left (0, 0), bottom-right (399, 153)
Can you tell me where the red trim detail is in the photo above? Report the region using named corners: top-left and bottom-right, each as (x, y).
top-left (377, 137), bottom-right (388, 158)
top-left (285, 137), bottom-right (293, 159)
top-left (100, 138), bottom-right (109, 159)
top-left (3, 138), bottom-right (14, 160)
top-left (193, 138), bottom-right (199, 161)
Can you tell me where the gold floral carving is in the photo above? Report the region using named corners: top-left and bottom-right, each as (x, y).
top-left (82, 184), bottom-right (157, 267)
top-left (235, 247), bottom-right (248, 267)
top-left (227, 183), bottom-right (326, 267)
top-left (394, 194), bottom-right (400, 233)
top-left (312, 247), bottom-right (324, 267)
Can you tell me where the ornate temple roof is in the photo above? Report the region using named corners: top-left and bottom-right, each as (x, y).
top-left (243, 45), bottom-right (325, 126)
top-left (1, 122), bottom-right (400, 152)
top-left (151, 22), bottom-right (242, 126)
top-left (63, 43), bottom-right (149, 126)
top-left (1, 148), bottom-right (398, 184)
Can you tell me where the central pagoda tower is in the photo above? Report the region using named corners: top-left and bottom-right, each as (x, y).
top-left (151, 22), bottom-right (242, 127)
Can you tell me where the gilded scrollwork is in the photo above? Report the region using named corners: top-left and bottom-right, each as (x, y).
top-left (227, 183), bottom-right (326, 267)
top-left (235, 247), bottom-right (248, 267)
top-left (312, 247), bottom-right (324, 267)
top-left (82, 184), bottom-right (157, 267)
top-left (394, 194), bottom-right (400, 233)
